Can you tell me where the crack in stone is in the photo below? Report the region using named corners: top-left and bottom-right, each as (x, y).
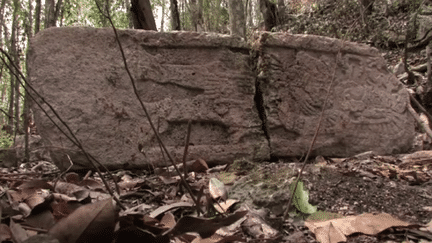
top-left (251, 50), bottom-right (276, 161)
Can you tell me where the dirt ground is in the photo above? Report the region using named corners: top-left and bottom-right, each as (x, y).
top-left (2, 144), bottom-right (432, 243)
top-left (238, 153), bottom-right (432, 242)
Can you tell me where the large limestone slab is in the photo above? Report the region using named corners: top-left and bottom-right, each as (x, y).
top-left (28, 27), bottom-right (269, 171)
top-left (28, 28), bottom-right (415, 170)
top-left (255, 33), bottom-right (415, 157)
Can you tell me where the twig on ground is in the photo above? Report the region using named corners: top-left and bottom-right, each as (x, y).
top-left (52, 154), bottom-right (74, 190)
top-left (408, 105), bottom-right (432, 139)
top-left (410, 92), bottom-right (432, 123)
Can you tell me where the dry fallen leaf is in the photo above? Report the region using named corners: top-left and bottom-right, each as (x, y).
top-left (10, 220), bottom-right (28, 243)
top-left (164, 211), bottom-right (248, 239)
top-left (160, 212), bottom-right (176, 228)
top-left (305, 213), bottom-right (413, 243)
top-left (0, 223), bottom-right (12, 242)
top-left (209, 178), bottom-right (227, 200)
top-left (23, 209), bottom-right (56, 230)
top-left (54, 182), bottom-right (86, 196)
top-left (149, 201), bottom-right (193, 219)
top-left (214, 199), bottom-right (239, 213)
top-left (242, 211), bottom-right (279, 239)
top-left (22, 234), bottom-right (59, 243)
top-left (48, 198), bottom-right (118, 243)
top-left (189, 159), bottom-right (209, 173)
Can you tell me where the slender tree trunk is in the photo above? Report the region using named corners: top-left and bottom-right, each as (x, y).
top-left (11, 0), bottom-right (20, 135)
top-left (4, 22), bottom-right (13, 133)
top-left (277, 0), bottom-right (286, 25)
top-left (24, 0), bottom-right (34, 162)
top-left (196, 0), bottom-right (203, 31)
top-left (0, 67), bottom-right (4, 125)
top-left (101, 0), bottom-right (111, 27)
top-left (0, 0), bottom-right (5, 125)
top-left (189, 0), bottom-right (203, 31)
top-left (259, 0), bottom-right (277, 31)
top-left (228, 0), bottom-right (245, 37)
top-left (190, 0), bottom-right (198, 31)
top-left (170, 0), bottom-right (181, 30)
top-left (160, 0), bottom-right (165, 31)
top-left (35, 0), bottom-right (41, 34)
top-left (59, 0), bottom-right (65, 26)
top-left (125, 0), bottom-right (133, 28)
top-left (427, 45), bottom-right (431, 83)
top-left (214, 0), bottom-right (222, 32)
top-left (45, 0), bottom-right (55, 28)
top-left (130, 0), bottom-right (157, 30)
top-left (7, 75), bottom-right (13, 132)
top-left (27, 0), bottom-right (33, 37)
top-left (53, 0), bottom-right (63, 26)
top-left (0, 0), bottom-right (6, 47)
top-left (246, 0), bottom-right (253, 28)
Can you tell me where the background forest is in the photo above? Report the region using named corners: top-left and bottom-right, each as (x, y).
top-left (0, 0), bottom-right (430, 151)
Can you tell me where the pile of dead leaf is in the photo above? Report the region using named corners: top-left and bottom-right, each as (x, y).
top-left (0, 155), bottom-right (431, 243)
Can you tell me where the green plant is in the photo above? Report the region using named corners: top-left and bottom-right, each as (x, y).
top-left (289, 180), bottom-right (317, 214)
top-left (0, 130), bottom-right (13, 148)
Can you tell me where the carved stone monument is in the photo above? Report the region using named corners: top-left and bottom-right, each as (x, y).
top-left (28, 28), bottom-right (415, 171)
top-left (255, 33), bottom-right (414, 157)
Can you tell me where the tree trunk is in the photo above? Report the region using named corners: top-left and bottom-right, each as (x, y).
top-left (27, 0), bottom-right (33, 37)
top-left (98, 0), bottom-right (111, 27)
top-left (0, 67), bottom-right (4, 125)
top-left (4, 15), bottom-right (12, 132)
top-left (246, 0), bottom-right (253, 28)
top-left (259, 0), bottom-right (277, 31)
top-left (277, 0), bottom-right (286, 25)
top-left (0, 0), bottom-right (4, 125)
top-left (0, 0), bottom-right (6, 47)
top-left (160, 0), bottom-right (165, 31)
top-left (170, 0), bottom-right (181, 30)
top-left (189, 0), bottom-right (203, 32)
top-left (124, 0), bottom-right (133, 28)
top-left (130, 0), bottom-right (157, 30)
top-left (11, 0), bottom-right (20, 135)
top-left (7, 73), bottom-right (13, 132)
top-left (53, 0), bottom-right (63, 26)
top-left (45, 0), bottom-right (56, 28)
top-left (35, 0), bottom-right (41, 34)
top-left (228, 0), bottom-right (245, 37)
top-left (427, 45), bottom-right (431, 83)
top-left (197, 0), bottom-right (203, 32)
top-left (24, 0), bottom-right (33, 161)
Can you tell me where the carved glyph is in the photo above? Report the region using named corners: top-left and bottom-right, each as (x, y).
top-left (258, 33), bottom-right (414, 157)
top-left (28, 29), bottom-right (414, 170)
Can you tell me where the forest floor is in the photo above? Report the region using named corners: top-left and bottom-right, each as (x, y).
top-left (1, 149), bottom-right (431, 243)
top-left (222, 153), bottom-right (432, 243)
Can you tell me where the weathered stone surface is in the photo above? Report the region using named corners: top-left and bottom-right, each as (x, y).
top-left (256, 33), bottom-right (415, 157)
top-left (28, 27), bottom-right (269, 171)
top-left (0, 148), bottom-right (17, 168)
top-left (0, 135), bottom-right (49, 168)
top-left (14, 135), bottom-right (51, 163)
top-left (28, 28), bottom-right (415, 170)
